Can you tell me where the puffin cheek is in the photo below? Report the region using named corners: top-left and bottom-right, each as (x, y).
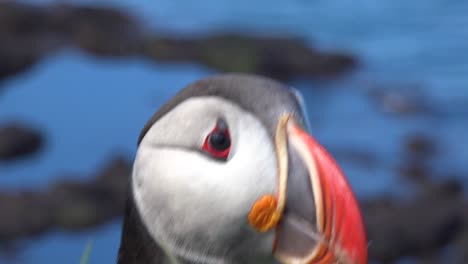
top-left (133, 134), bottom-right (279, 261)
top-left (133, 146), bottom-right (266, 256)
top-left (223, 138), bottom-right (279, 259)
top-left (131, 147), bottom-right (205, 251)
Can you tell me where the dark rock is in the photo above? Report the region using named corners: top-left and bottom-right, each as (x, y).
top-left (0, 157), bottom-right (131, 241)
top-left (0, 44), bottom-right (42, 82)
top-left (456, 221), bottom-right (468, 263)
top-left (142, 34), bottom-right (356, 80)
top-left (404, 134), bottom-right (438, 160)
top-left (0, 242), bottom-right (20, 261)
top-left (398, 133), bottom-right (440, 191)
top-left (363, 179), bottom-right (466, 263)
top-left (1, 153), bottom-right (468, 263)
top-left (0, 2), bottom-right (356, 82)
top-left (0, 3), bottom-right (59, 81)
top-left (399, 162), bottom-right (429, 184)
top-left (0, 192), bottom-right (52, 241)
top-left (59, 5), bottom-right (144, 57)
top-left (0, 123), bottom-right (43, 161)
top-left (0, 3), bottom-right (142, 81)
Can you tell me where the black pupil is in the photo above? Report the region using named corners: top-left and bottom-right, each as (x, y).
top-left (209, 130), bottom-right (230, 151)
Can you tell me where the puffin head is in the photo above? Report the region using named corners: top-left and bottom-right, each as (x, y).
top-left (118, 74), bottom-right (367, 264)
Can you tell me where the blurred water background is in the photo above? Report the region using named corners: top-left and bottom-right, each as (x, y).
top-left (1, 0), bottom-right (467, 263)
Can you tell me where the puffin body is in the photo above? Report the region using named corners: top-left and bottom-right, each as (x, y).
top-left (117, 74), bottom-right (368, 264)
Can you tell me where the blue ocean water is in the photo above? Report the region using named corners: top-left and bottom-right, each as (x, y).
top-left (2, 0), bottom-right (468, 263)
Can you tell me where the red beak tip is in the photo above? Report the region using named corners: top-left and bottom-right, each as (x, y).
top-left (290, 123), bottom-right (368, 264)
top-left (313, 139), bottom-right (368, 264)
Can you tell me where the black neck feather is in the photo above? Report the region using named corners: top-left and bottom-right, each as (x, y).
top-left (117, 194), bottom-right (165, 264)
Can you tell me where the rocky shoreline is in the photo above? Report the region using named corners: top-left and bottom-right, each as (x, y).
top-left (0, 157), bottom-right (130, 242)
top-left (0, 2), bottom-right (355, 83)
top-left (0, 123), bottom-right (43, 161)
top-left (1, 2), bottom-right (467, 264)
top-left (1, 137), bottom-right (467, 263)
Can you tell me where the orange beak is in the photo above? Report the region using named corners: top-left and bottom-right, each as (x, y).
top-left (273, 117), bottom-right (368, 264)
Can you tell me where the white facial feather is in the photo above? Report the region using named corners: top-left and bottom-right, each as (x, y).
top-left (133, 97), bottom-right (278, 263)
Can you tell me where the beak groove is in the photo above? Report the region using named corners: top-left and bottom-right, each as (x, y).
top-left (274, 118), bottom-right (368, 264)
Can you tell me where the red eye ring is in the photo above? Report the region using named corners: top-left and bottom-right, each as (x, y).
top-left (202, 120), bottom-right (231, 160)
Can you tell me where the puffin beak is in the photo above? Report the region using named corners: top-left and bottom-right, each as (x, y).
top-left (273, 116), bottom-right (368, 264)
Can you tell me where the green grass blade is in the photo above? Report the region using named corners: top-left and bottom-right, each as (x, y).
top-left (80, 240), bottom-right (93, 264)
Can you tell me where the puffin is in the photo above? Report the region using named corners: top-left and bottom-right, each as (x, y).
top-left (117, 74), bottom-right (368, 264)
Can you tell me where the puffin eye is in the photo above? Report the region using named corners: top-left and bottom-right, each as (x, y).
top-left (202, 119), bottom-right (231, 160)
